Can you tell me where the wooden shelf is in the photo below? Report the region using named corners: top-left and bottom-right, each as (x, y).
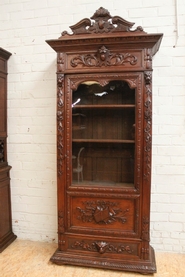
top-left (72, 139), bottom-right (135, 143)
top-left (72, 181), bottom-right (134, 188)
top-left (73, 104), bottom-right (135, 109)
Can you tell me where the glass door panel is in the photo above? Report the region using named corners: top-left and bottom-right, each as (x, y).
top-left (72, 80), bottom-right (135, 188)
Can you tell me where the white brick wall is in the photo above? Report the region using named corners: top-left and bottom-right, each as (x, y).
top-left (0, 0), bottom-right (185, 253)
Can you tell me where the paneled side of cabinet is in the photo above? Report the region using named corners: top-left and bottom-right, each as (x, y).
top-left (0, 47), bottom-right (17, 252)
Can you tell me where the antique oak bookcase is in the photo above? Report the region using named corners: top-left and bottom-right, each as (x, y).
top-left (46, 7), bottom-right (163, 274)
top-left (0, 48), bottom-right (17, 252)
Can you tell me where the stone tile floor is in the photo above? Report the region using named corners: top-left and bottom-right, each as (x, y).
top-left (0, 240), bottom-right (184, 277)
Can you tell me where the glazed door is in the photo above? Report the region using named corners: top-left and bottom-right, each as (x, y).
top-left (68, 76), bottom-right (141, 190)
top-left (63, 73), bottom-right (143, 243)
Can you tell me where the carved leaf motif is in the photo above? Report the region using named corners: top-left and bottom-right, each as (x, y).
top-left (71, 54), bottom-right (98, 67)
top-left (70, 46), bottom-right (137, 68)
top-left (71, 240), bottom-right (133, 254)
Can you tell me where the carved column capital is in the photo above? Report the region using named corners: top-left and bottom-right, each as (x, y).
top-left (57, 53), bottom-right (65, 72)
top-left (144, 49), bottom-right (152, 69)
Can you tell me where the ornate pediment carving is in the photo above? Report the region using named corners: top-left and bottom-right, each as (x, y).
top-left (60, 7), bottom-right (144, 37)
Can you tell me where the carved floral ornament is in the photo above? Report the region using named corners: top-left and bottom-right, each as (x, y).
top-left (70, 46), bottom-right (138, 68)
top-left (61, 7), bottom-right (144, 36)
top-left (76, 200), bottom-right (129, 225)
top-left (71, 240), bottom-right (133, 254)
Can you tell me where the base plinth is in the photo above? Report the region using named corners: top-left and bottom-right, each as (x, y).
top-left (50, 246), bottom-right (156, 274)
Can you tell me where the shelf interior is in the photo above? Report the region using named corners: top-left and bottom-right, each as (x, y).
top-left (72, 80), bottom-right (135, 186)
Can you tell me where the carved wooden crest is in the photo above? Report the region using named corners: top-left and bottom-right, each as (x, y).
top-left (61, 7), bottom-right (144, 37)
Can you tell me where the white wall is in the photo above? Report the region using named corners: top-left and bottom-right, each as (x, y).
top-left (0, 0), bottom-right (185, 253)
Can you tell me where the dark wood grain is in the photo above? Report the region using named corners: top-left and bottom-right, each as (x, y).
top-left (0, 48), bottom-right (17, 252)
top-left (46, 7), bottom-right (163, 274)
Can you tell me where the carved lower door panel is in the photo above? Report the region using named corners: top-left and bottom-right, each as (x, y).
top-left (51, 193), bottom-right (157, 273)
top-left (67, 195), bottom-right (138, 235)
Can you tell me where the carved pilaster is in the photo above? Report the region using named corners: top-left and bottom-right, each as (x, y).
top-left (57, 73), bottom-right (64, 176)
top-left (141, 216), bottom-right (150, 260)
top-left (141, 71), bottom-right (152, 261)
top-left (143, 71), bottom-right (152, 181)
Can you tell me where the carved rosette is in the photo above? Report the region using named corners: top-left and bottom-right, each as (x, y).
top-left (71, 240), bottom-right (133, 254)
top-left (0, 139), bottom-right (5, 163)
top-left (57, 73), bottom-right (64, 176)
top-left (70, 46), bottom-right (138, 68)
top-left (144, 71), bottom-right (152, 181)
top-left (76, 200), bottom-right (129, 225)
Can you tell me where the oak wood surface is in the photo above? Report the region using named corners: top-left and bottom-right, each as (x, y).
top-left (46, 7), bottom-right (163, 274)
top-left (0, 48), bottom-right (17, 253)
